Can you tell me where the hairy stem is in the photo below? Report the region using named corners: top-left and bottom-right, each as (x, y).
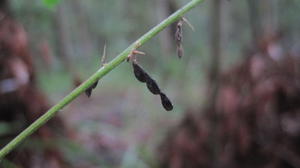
top-left (0, 0), bottom-right (204, 159)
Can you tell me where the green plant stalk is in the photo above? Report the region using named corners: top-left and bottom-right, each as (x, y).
top-left (0, 0), bottom-right (204, 159)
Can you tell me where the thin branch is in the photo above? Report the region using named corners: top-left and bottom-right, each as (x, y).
top-left (101, 42), bottom-right (107, 65)
top-left (182, 17), bottom-right (195, 31)
top-left (0, 0), bottom-right (204, 159)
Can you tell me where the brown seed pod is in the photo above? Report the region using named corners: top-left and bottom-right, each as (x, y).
top-left (91, 80), bottom-right (99, 89)
top-left (132, 62), bottom-right (148, 83)
top-left (160, 92), bottom-right (173, 111)
top-left (146, 77), bottom-right (161, 95)
top-left (85, 87), bottom-right (93, 97)
top-left (85, 46), bottom-right (103, 98)
top-left (85, 80), bottom-right (99, 97)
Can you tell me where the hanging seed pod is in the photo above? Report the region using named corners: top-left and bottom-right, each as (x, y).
top-left (160, 92), bottom-right (173, 111)
top-left (175, 21), bottom-right (183, 45)
top-left (146, 77), bottom-right (161, 95)
top-left (132, 62), bottom-right (148, 83)
top-left (131, 59), bottom-right (172, 111)
top-left (177, 45), bottom-right (184, 59)
top-left (175, 19), bottom-right (184, 58)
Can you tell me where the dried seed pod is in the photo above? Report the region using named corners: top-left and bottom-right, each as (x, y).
top-left (85, 47), bottom-right (103, 98)
top-left (160, 92), bottom-right (173, 111)
top-left (146, 77), bottom-right (161, 95)
top-left (132, 62), bottom-right (148, 83)
top-left (177, 45), bottom-right (184, 59)
top-left (176, 43), bottom-right (184, 59)
top-left (175, 19), bottom-right (184, 58)
top-left (85, 87), bottom-right (93, 97)
top-left (85, 80), bottom-right (99, 97)
top-left (175, 22), bottom-right (183, 45)
top-left (91, 80), bottom-right (99, 89)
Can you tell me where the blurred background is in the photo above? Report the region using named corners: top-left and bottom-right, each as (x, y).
top-left (0, 0), bottom-right (300, 167)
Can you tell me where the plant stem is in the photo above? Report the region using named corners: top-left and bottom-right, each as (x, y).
top-left (0, 0), bottom-right (204, 159)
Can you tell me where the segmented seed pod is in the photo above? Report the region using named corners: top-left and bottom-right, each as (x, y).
top-left (175, 20), bottom-right (184, 58)
top-left (132, 62), bottom-right (148, 83)
top-left (160, 92), bottom-right (173, 111)
top-left (146, 77), bottom-right (161, 95)
top-left (175, 20), bottom-right (183, 43)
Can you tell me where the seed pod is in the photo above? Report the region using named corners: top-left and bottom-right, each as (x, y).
top-left (146, 77), bottom-right (161, 95)
top-left (175, 28), bottom-right (182, 45)
top-left (175, 20), bottom-right (184, 58)
top-left (85, 81), bottom-right (99, 97)
top-left (85, 87), bottom-right (93, 97)
top-left (91, 80), bottom-right (99, 89)
top-left (132, 62), bottom-right (148, 83)
top-left (177, 45), bottom-right (184, 59)
top-left (175, 20), bottom-right (183, 42)
top-left (160, 92), bottom-right (173, 111)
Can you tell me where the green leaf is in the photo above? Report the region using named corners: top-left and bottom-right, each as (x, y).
top-left (42, 0), bottom-right (60, 9)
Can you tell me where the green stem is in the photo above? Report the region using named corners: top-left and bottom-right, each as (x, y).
top-left (0, 0), bottom-right (204, 159)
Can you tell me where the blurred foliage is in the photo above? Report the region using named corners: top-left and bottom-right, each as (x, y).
top-left (42, 0), bottom-right (61, 9)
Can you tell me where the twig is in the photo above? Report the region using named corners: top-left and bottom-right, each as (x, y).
top-left (0, 0), bottom-right (204, 160)
top-left (182, 17), bottom-right (195, 31)
top-left (101, 42), bottom-right (107, 66)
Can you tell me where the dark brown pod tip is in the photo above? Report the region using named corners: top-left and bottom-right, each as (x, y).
top-left (85, 81), bottom-right (99, 97)
top-left (85, 87), bottom-right (93, 97)
top-left (132, 62), bottom-right (148, 83)
top-left (91, 80), bottom-right (99, 89)
top-left (160, 92), bottom-right (173, 111)
top-left (146, 77), bottom-right (161, 95)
